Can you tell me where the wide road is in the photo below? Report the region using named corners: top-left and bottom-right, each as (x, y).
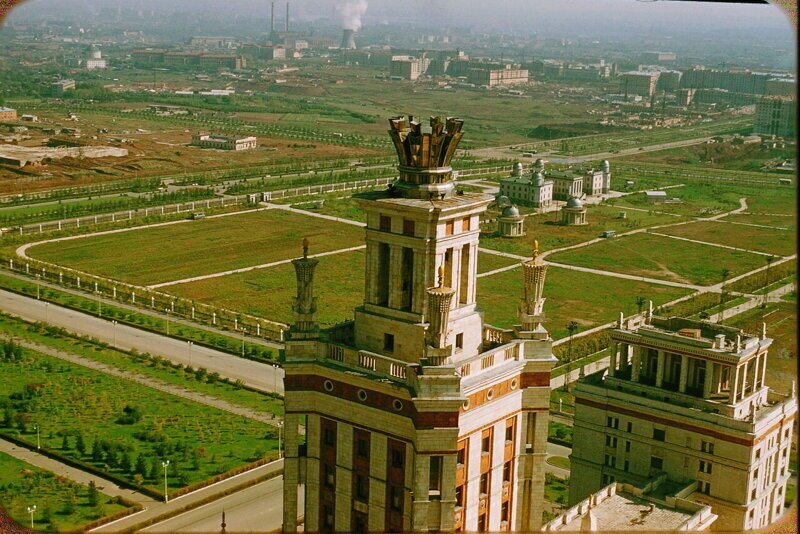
top-left (0, 289), bottom-right (284, 394)
top-left (142, 476), bottom-right (303, 533)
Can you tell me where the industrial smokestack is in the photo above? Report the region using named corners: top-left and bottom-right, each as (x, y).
top-left (271, 1), bottom-right (275, 32)
top-left (341, 29), bottom-right (356, 49)
top-left (285, 2), bottom-right (289, 32)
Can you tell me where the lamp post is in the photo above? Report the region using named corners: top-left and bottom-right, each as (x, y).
top-left (27, 505), bottom-right (36, 529)
top-left (240, 327), bottom-right (247, 357)
top-left (162, 460), bottom-right (170, 503)
top-left (33, 424), bottom-right (40, 450)
top-left (97, 291), bottom-right (102, 318)
top-left (165, 308), bottom-right (171, 336)
top-left (36, 274), bottom-right (41, 300)
top-left (188, 340), bottom-right (194, 368)
top-left (278, 421), bottom-right (283, 459)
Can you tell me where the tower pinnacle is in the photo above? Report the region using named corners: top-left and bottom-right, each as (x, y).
top-left (516, 242), bottom-right (550, 339)
top-left (290, 238), bottom-right (320, 337)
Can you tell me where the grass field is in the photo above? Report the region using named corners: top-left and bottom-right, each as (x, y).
top-left (721, 213), bottom-right (796, 231)
top-left (0, 452), bottom-right (131, 532)
top-left (656, 221), bottom-right (795, 257)
top-left (477, 266), bottom-right (691, 338)
top-left (547, 233), bottom-right (766, 286)
top-left (479, 204), bottom-right (680, 257)
top-left (164, 250), bottom-right (520, 326)
top-left (724, 302), bottom-right (796, 393)
top-left (27, 209), bottom-right (364, 286)
top-left (0, 346), bottom-right (277, 494)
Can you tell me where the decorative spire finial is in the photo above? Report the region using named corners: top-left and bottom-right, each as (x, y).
top-left (533, 239), bottom-right (539, 260)
top-left (437, 265), bottom-right (445, 287)
top-left (302, 238), bottom-right (309, 259)
top-left (221, 510), bottom-right (226, 534)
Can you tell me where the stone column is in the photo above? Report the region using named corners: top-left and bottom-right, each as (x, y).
top-left (608, 342), bottom-right (618, 378)
top-left (752, 355), bottom-right (761, 392)
top-left (703, 362), bottom-right (714, 399)
top-left (365, 241), bottom-right (379, 305)
top-left (451, 246), bottom-right (462, 307)
top-left (655, 350), bottom-right (665, 388)
top-left (388, 245), bottom-right (403, 309)
top-left (729, 365), bottom-right (740, 404)
top-left (760, 353), bottom-right (768, 389)
top-left (620, 343), bottom-right (630, 372)
top-left (679, 354), bottom-right (689, 393)
top-left (282, 413), bottom-right (300, 533)
top-left (631, 346), bottom-right (641, 382)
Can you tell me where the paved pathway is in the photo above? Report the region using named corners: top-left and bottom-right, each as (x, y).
top-left (543, 261), bottom-right (706, 290)
top-left (268, 202), bottom-right (367, 227)
top-left (0, 439), bottom-right (157, 507)
top-left (545, 442), bottom-right (572, 479)
top-left (92, 460), bottom-right (284, 532)
top-left (0, 289), bottom-right (285, 395)
top-left (4, 336), bottom-right (280, 426)
top-left (647, 231), bottom-right (777, 257)
top-left (150, 244), bottom-right (366, 289)
top-left (706, 283), bottom-right (795, 323)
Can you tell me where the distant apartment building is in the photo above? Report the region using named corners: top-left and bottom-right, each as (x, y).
top-left (85, 49), bottom-right (107, 70)
top-left (0, 107), bottom-right (17, 121)
top-left (389, 55), bottom-right (430, 80)
top-left (680, 67), bottom-right (771, 95)
top-left (620, 71), bottom-right (659, 97)
top-left (753, 97), bottom-right (796, 138)
top-left (467, 67), bottom-right (528, 87)
top-left (132, 49), bottom-right (245, 70)
top-left (499, 161), bottom-right (553, 208)
top-left (655, 70), bottom-right (682, 92)
top-left (765, 78), bottom-right (796, 98)
top-left (570, 312), bottom-right (797, 532)
top-left (191, 133), bottom-right (257, 150)
top-left (51, 79), bottom-right (76, 96)
top-left (530, 59), bottom-right (610, 81)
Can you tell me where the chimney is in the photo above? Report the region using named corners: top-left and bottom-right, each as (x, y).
top-left (270, 1), bottom-right (275, 32)
top-left (285, 2), bottom-right (289, 32)
top-left (341, 29), bottom-right (356, 50)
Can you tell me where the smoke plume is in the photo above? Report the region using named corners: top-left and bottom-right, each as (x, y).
top-left (338, 0), bottom-right (368, 31)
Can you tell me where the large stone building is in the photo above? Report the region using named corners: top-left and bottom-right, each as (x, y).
top-left (569, 311), bottom-right (797, 531)
top-left (191, 133), bottom-right (257, 150)
top-left (282, 115), bottom-right (556, 533)
top-left (498, 162), bottom-right (553, 208)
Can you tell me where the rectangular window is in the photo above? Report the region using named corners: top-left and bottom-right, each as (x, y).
top-left (462, 217), bottom-right (471, 231)
top-left (324, 463), bottom-right (335, 487)
top-left (429, 456), bottom-right (443, 497)
top-left (323, 505), bottom-right (335, 528)
top-left (355, 474), bottom-right (369, 501)
top-left (482, 435), bottom-right (491, 454)
top-left (626, 422), bottom-right (633, 433)
top-left (457, 447), bottom-right (466, 467)
top-left (456, 332), bottom-right (464, 350)
top-left (391, 448), bottom-right (404, 469)
top-left (479, 473), bottom-right (490, 495)
top-left (384, 333), bottom-right (395, 352)
top-left (605, 435), bottom-right (618, 448)
top-left (755, 448), bottom-right (761, 460)
top-left (701, 440), bottom-right (715, 454)
top-left (390, 486), bottom-right (403, 511)
top-left (323, 428), bottom-right (336, 447)
top-left (380, 215), bottom-right (391, 231)
top-left (356, 437), bottom-right (369, 458)
top-left (446, 220), bottom-right (455, 235)
top-left (700, 481), bottom-right (711, 495)
top-left (403, 218), bottom-right (415, 236)
top-left (456, 485), bottom-right (464, 507)
top-left (625, 441), bottom-right (631, 453)
top-left (624, 460), bottom-right (629, 472)
top-left (503, 461), bottom-right (512, 482)
top-left (699, 460), bottom-right (713, 474)
top-left (604, 454), bottom-right (616, 467)
top-left (650, 456), bottom-right (663, 470)
top-left (607, 416), bottom-right (619, 429)
top-left (653, 428), bottom-right (666, 442)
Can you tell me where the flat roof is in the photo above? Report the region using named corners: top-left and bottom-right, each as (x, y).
top-left (556, 492), bottom-right (697, 531)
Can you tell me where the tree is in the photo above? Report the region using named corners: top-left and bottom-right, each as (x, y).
top-left (91, 438), bottom-right (103, 462)
top-left (76, 432), bottom-right (86, 456)
top-left (87, 480), bottom-right (99, 506)
top-left (61, 434), bottom-right (70, 450)
top-left (135, 454), bottom-right (148, 477)
top-left (636, 296), bottom-right (646, 315)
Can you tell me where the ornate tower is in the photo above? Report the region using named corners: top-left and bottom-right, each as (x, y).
top-left (282, 115), bottom-right (555, 534)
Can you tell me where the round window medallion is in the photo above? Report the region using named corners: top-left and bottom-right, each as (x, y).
top-left (393, 399), bottom-right (403, 411)
top-left (323, 380), bottom-right (334, 392)
top-left (486, 388), bottom-right (494, 400)
top-left (357, 389), bottom-right (368, 402)
top-left (510, 378), bottom-right (518, 390)
top-left (462, 399), bottom-right (470, 410)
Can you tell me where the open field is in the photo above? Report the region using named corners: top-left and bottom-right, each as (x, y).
top-left (0, 345), bottom-right (277, 494)
top-left (720, 213), bottom-right (796, 231)
top-left (724, 302), bottom-right (796, 393)
top-left (479, 204), bottom-right (681, 257)
top-left (614, 140), bottom-right (796, 172)
top-left (656, 220), bottom-right (795, 257)
top-left (547, 232), bottom-right (766, 286)
top-left (477, 266), bottom-right (691, 338)
top-left (163, 249), bottom-right (521, 327)
top-left (27, 208), bottom-right (364, 286)
top-left (0, 452), bottom-right (131, 532)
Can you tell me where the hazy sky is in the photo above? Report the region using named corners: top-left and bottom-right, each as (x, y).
top-left (6, 0), bottom-right (796, 34)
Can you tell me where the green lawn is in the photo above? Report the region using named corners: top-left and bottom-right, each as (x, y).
top-left (546, 456), bottom-right (571, 470)
top-left (656, 221), bottom-right (795, 257)
top-left (721, 213), bottom-right (796, 231)
top-left (0, 452), bottom-right (131, 532)
top-left (27, 209), bottom-right (365, 286)
top-left (723, 302), bottom-right (796, 394)
top-left (477, 252), bottom-right (521, 274)
top-left (479, 204), bottom-right (680, 257)
top-left (547, 233), bottom-right (766, 286)
top-left (0, 346), bottom-right (278, 495)
top-left (478, 266), bottom-right (691, 339)
top-left (0, 313), bottom-right (283, 417)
